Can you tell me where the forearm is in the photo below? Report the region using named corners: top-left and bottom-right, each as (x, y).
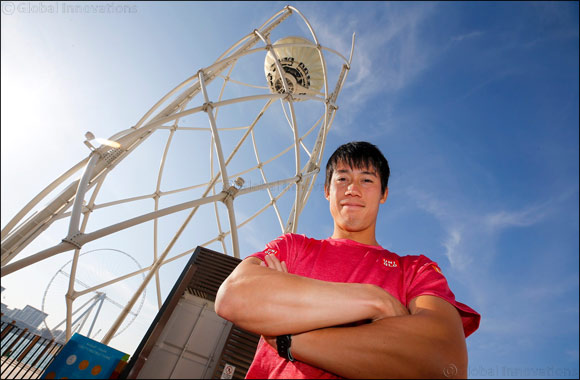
top-left (215, 258), bottom-right (390, 336)
top-left (292, 306), bottom-right (467, 378)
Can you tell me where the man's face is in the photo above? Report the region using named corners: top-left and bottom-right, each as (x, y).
top-left (324, 161), bottom-right (388, 237)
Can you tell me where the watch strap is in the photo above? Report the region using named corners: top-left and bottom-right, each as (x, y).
top-left (276, 334), bottom-right (295, 362)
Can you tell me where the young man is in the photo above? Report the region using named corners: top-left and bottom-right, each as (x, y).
top-left (215, 141), bottom-right (480, 379)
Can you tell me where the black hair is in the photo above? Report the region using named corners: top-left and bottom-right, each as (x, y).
top-left (325, 141), bottom-right (390, 194)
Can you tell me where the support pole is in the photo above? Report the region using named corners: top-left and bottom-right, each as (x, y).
top-left (198, 71), bottom-right (241, 259)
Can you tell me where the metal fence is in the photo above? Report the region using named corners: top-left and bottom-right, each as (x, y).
top-left (1, 319), bottom-right (63, 379)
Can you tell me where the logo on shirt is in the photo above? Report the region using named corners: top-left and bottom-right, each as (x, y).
top-left (263, 248), bottom-right (278, 256)
top-left (431, 263), bottom-right (443, 275)
top-left (382, 258), bottom-right (398, 268)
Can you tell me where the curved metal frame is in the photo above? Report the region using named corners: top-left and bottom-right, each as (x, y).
top-left (41, 248), bottom-right (146, 342)
top-left (1, 5), bottom-right (355, 347)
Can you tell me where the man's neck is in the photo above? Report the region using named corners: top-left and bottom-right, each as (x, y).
top-left (331, 228), bottom-right (380, 247)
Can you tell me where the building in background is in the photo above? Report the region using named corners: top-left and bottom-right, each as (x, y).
top-left (1, 287), bottom-right (49, 334)
top-left (12, 305), bottom-right (48, 329)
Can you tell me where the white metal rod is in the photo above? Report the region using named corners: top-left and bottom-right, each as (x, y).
top-left (216, 74), bottom-right (269, 90)
top-left (250, 130), bottom-right (285, 232)
top-left (134, 73), bottom-right (199, 129)
top-left (1, 157), bottom-right (88, 241)
top-left (57, 192), bottom-right (156, 219)
top-left (254, 29), bottom-right (292, 96)
top-left (140, 93), bottom-right (285, 136)
top-left (1, 192), bottom-right (227, 277)
top-left (224, 198), bottom-right (240, 258)
top-left (210, 135), bottom-right (229, 256)
top-left (238, 183), bottom-right (294, 231)
top-left (82, 191), bottom-right (225, 243)
top-left (1, 241), bottom-right (76, 277)
top-left (153, 113), bottom-right (181, 309)
top-left (214, 7), bottom-right (289, 63)
top-left (67, 153), bottom-right (100, 238)
top-left (287, 101), bottom-right (301, 233)
top-left (287, 5), bottom-right (329, 98)
top-left (237, 170), bottom-right (317, 197)
top-left (199, 70), bottom-right (241, 258)
top-left (87, 294), bottom-right (106, 339)
top-left (65, 246), bottom-right (84, 341)
top-left (74, 264), bottom-right (147, 298)
top-left (52, 292), bottom-right (101, 331)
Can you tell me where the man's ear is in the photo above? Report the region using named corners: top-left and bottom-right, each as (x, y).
top-left (380, 187), bottom-right (389, 204)
top-left (324, 185), bottom-right (330, 200)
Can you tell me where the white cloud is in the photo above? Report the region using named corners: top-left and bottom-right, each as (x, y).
top-left (451, 30), bottom-right (484, 42)
top-left (405, 187), bottom-right (564, 272)
top-left (442, 227), bottom-right (463, 269)
top-left (304, 3), bottom-right (439, 133)
top-left (483, 200), bottom-right (554, 231)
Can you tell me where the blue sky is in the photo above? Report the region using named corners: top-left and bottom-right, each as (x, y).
top-left (1, 1), bottom-right (578, 378)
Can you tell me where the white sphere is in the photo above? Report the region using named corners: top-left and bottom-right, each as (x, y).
top-left (264, 36), bottom-right (323, 99)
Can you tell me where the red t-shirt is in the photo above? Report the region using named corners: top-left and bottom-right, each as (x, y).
top-left (245, 233), bottom-right (480, 379)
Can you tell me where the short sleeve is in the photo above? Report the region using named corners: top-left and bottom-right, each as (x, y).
top-left (404, 255), bottom-right (481, 337)
top-left (246, 233), bottom-right (300, 272)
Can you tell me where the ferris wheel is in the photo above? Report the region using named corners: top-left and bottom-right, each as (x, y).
top-left (1, 5), bottom-right (354, 349)
top-left (41, 248), bottom-right (146, 343)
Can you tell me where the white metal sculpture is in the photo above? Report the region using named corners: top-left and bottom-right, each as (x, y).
top-left (1, 5), bottom-right (354, 348)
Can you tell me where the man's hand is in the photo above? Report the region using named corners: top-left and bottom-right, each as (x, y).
top-left (261, 254), bottom-right (288, 273)
top-left (371, 285), bottom-right (409, 320)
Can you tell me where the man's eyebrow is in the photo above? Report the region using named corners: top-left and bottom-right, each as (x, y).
top-left (335, 169), bottom-right (378, 177)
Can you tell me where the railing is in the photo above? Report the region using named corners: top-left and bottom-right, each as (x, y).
top-left (1, 319), bottom-right (63, 379)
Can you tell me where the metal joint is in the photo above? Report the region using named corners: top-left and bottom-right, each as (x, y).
top-left (325, 98), bottom-right (338, 111)
top-left (202, 102), bottom-right (214, 112)
top-left (221, 177), bottom-right (244, 203)
top-left (62, 233), bottom-right (84, 249)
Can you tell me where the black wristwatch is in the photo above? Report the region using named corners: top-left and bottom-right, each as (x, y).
top-left (276, 334), bottom-right (295, 362)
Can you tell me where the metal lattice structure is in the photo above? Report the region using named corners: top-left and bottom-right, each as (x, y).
top-left (1, 5), bottom-right (354, 348)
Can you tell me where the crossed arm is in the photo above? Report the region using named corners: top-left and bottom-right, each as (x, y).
top-left (215, 255), bottom-right (468, 378)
